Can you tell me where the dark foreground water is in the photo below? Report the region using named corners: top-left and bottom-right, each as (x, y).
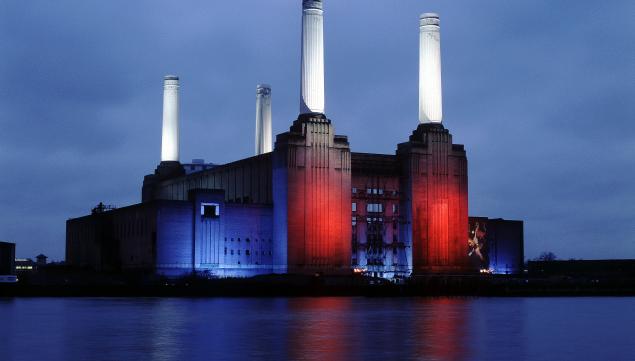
top-left (0, 297), bottom-right (633, 361)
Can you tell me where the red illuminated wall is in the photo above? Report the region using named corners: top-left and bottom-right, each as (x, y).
top-left (273, 114), bottom-right (352, 274)
top-left (398, 124), bottom-right (470, 273)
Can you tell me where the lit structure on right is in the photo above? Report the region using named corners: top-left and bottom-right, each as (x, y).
top-left (396, 13), bottom-right (470, 274)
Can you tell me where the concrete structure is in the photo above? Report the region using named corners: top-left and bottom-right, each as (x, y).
top-left (161, 75), bottom-right (180, 162)
top-left (255, 84), bottom-right (272, 155)
top-left (419, 13), bottom-right (442, 123)
top-left (468, 217), bottom-right (524, 274)
top-left (300, 0), bottom-right (325, 114)
top-left (0, 242), bottom-right (16, 275)
top-left (66, 4), bottom-right (523, 279)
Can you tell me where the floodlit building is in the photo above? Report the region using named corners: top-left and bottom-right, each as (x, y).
top-left (66, 1), bottom-right (523, 278)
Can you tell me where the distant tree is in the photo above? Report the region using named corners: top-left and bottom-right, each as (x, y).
top-left (536, 252), bottom-right (557, 261)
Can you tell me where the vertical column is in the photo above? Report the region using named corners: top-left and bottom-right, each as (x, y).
top-left (255, 84), bottom-right (272, 155)
top-left (161, 75), bottom-right (180, 161)
top-left (300, 0), bottom-right (325, 114)
top-left (419, 13), bottom-right (442, 123)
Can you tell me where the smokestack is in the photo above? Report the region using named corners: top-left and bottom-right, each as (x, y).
top-left (419, 13), bottom-right (443, 123)
top-left (255, 84), bottom-right (272, 155)
top-left (161, 75), bottom-right (180, 162)
top-left (300, 0), bottom-right (325, 115)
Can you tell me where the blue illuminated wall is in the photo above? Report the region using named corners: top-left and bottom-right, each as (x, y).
top-left (468, 217), bottom-right (524, 274)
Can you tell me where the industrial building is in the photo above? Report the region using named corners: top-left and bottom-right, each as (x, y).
top-left (66, 1), bottom-right (523, 278)
top-left (0, 241), bottom-right (16, 275)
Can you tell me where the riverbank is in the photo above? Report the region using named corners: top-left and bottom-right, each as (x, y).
top-left (2, 274), bottom-right (634, 297)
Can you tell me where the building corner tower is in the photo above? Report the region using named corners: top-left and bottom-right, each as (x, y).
top-left (142, 75), bottom-right (185, 202)
top-left (272, 0), bottom-right (351, 274)
top-left (397, 13), bottom-right (470, 274)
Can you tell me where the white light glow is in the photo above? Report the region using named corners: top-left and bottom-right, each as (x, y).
top-left (161, 76), bottom-right (180, 162)
top-left (419, 13), bottom-right (443, 123)
top-left (300, 2), bottom-right (325, 114)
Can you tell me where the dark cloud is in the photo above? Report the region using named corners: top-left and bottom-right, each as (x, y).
top-left (0, 0), bottom-right (633, 260)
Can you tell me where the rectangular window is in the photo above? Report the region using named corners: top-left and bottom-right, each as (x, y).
top-left (366, 203), bottom-right (383, 213)
top-left (352, 216), bottom-right (357, 226)
top-left (201, 203), bottom-right (220, 218)
top-left (352, 187), bottom-right (357, 194)
top-left (392, 204), bottom-right (398, 213)
top-left (367, 188), bottom-right (372, 194)
top-left (352, 202), bottom-right (357, 212)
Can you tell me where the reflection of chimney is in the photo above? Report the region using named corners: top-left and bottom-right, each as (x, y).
top-left (161, 75), bottom-right (180, 161)
top-left (300, 0), bottom-right (325, 115)
top-left (419, 13), bottom-right (442, 123)
top-left (255, 84), bottom-right (272, 155)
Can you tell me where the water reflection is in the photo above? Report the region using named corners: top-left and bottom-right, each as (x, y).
top-left (287, 298), bottom-right (355, 361)
top-left (1, 297), bottom-right (631, 361)
top-left (413, 298), bottom-right (469, 361)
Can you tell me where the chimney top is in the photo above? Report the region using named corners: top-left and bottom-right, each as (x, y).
top-left (420, 13), bottom-right (440, 27)
top-left (303, 0), bottom-right (323, 10)
top-left (164, 75), bottom-right (179, 81)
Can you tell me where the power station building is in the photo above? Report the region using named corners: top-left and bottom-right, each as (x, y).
top-left (66, 1), bottom-right (523, 278)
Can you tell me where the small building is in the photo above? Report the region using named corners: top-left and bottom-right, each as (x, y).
top-left (0, 241), bottom-right (16, 275)
top-left (36, 254), bottom-right (48, 266)
top-left (15, 258), bottom-right (36, 272)
top-left (468, 217), bottom-right (524, 274)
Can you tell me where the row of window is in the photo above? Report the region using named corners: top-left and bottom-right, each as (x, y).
top-left (352, 203), bottom-right (398, 213)
top-left (224, 248), bottom-right (272, 256)
top-left (352, 188), bottom-right (399, 196)
top-left (225, 238), bottom-right (272, 243)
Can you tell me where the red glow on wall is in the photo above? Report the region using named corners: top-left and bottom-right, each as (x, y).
top-left (401, 124), bottom-right (470, 273)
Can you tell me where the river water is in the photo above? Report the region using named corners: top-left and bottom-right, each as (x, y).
top-left (0, 297), bottom-right (633, 361)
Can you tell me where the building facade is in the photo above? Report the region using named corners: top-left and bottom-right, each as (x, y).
top-left (66, 2), bottom-right (524, 278)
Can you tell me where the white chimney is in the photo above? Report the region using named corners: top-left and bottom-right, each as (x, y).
top-left (300, 0), bottom-right (325, 115)
top-left (419, 13), bottom-right (443, 123)
top-left (255, 84), bottom-right (272, 155)
top-left (161, 75), bottom-right (180, 162)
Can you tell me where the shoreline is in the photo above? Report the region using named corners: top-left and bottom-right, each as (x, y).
top-left (2, 274), bottom-right (634, 297)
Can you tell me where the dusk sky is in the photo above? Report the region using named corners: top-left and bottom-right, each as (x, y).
top-left (0, 0), bottom-right (633, 261)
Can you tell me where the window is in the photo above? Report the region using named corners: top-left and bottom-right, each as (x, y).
top-left (201, 203), bottom-right (220, 218)
top-left (367, 188), bottom-right (372, 194)
top-left (367, 203), bottom-right (383, 213)
top-left (392, 204), bottom-right (398, 213)
top-left (352, 216), bottom-right (357, 226)
top-left (352, 202), bottom-right (357, 212)
top-left (352, 187), bottom-right (357, 194)
top-left (224, 247), bottom-right (227, 255)
top-left (246, 250), bottom-right (250, 256)
top-left (378, 189), bottom-right (384, 195)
